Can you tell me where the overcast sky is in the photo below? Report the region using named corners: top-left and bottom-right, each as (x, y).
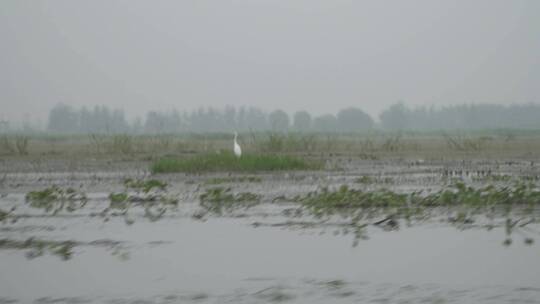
top-left (1, 0), bottom-right (539, 124)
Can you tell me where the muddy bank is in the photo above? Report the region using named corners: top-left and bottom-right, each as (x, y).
top-left (1, 156), bottom-right (539, 193)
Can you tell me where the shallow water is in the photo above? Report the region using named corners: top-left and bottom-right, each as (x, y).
top-left (1, 200), bottom-right (539, 303)
top-left (1, 159), bottom-right (539, 303)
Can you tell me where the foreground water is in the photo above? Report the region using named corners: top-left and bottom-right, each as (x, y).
top-left (1, 200), bottom-right (539, 304)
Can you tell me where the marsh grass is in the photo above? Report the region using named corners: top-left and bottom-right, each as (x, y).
top-left (442, 132), bottom-right (491, 151)
top-left (151, 152), bottom-right (321, 173)
top-left (109, 134), bottom-right (133, 154)
top-left (89, 134), bottom-right (134, 155)
top-left (0, 135), bottom-right (16, 154)
top-left (4, 130), bottom-right (540, 161)
top-left (380, 134), bottom-right (404, 152)
top-left (0, 135), bottom-right (30, 155)
top-left (15, 135), bottom-right (29, 155)
top-left (88, 134), bottom-right (106, 153)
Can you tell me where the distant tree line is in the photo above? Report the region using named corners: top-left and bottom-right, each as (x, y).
top-left (46, 104), bottom-right (375, 134)
top-left (45, 102), bottom-right (540, 134)
top-left (379, 103), bottom-right (540, 130)
top-left (48, 104), bottom-right (130, 134)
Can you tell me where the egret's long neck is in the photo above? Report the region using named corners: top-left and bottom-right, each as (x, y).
top-left (234, 133), bottom-right (237, 143)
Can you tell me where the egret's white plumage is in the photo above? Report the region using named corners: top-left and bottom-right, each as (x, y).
top-left (233, 132), bottom-right (242, 158)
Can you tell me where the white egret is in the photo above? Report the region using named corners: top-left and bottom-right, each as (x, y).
top-left (233, 132), bottom-right (242, 158)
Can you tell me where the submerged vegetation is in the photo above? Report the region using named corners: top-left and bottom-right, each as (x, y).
top-left (0, 238), bottom-right (75, 260)
top-left (0, 238), bottom-right (127, 261)
top-left (151, 153), bottom-right (320, 173)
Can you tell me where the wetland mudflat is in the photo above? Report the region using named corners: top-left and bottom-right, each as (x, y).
top-left (1, 157), bottom-right (539, 303)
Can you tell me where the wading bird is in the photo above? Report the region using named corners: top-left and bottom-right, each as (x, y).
top-left (234, 132), bottom-right (242, 158)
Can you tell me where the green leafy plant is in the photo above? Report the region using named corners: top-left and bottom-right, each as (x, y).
top-left (293, 181), bottom-right (540, 246)
top-left (104, 178), bottom-right (177, 223)
top-left (25, 186), bottom-right (87, 214)
top-left (199, 187), bottom-right (261, 215)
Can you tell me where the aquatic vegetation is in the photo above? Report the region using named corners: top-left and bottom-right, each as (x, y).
top-left (199, 187), bottom-right (261, 215)
top-left (105, 178), bottom-right (177, 223)
top-left (253, 286), bottom-right (296, 303)
top-left (297, 185), bottom-right (412, 219)
top-left (299, 182), bottom-right (540, 212)
top-left (0, 238), bottom-right (128, 261)
top-left (321, 279), bottom-right (348, 291)
top-left (151, 153), bottom-right (321, 173)
top-left (25, 186), bottom-right (87, 214)
top-left (435, 182), bottom-right (540, 208)
top-left (0, 209), bottom-right (6, 222)
top-left (204, 176), bottom-right (262, 185)
top-left (0, 207), bottom-right (16, 223)
top-left (0, 238), bottom-right (75, 260)
top-left (294, 182), bottom-right (540, 246)
top-left (108, 192), bottom-right (130, 209)
top-left (124, 178), bottom-right (167, 193)
top-left (105, 197), bottom-right (177, 220)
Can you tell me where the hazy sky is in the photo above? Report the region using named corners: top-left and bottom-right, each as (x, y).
top-left (1, 0), bottom-right (539, 124)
